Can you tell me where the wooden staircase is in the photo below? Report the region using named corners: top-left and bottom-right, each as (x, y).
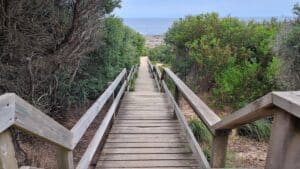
top-left (0, 57), bottom-right (300, 169)
top-left (96, 57), bottom-right (201, 168)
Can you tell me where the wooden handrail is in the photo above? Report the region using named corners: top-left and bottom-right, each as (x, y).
top-left (76, 78), bottom-right (128, 169)
top-left (0, 93), bottom-right (73, 149)
top-left (147, 58), bottom-right (300, 169)
top-left (71, 69), bottom-right (126, 148)
top-left (162, 68), bottom-right (221, 133)
top-left (0, 66), bottom-right (135, 169)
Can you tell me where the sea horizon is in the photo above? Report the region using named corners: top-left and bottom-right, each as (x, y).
top-left (123, 16), bottom-right (293, 36)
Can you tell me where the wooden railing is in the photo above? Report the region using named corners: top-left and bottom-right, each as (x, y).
top-left (0, 66), bottom-right (137, 169)
top-left (147, 58), bottom-right (300, 169)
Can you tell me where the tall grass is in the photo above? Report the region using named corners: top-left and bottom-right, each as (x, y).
top-left (189, 118), bottom-right (213, 160)
top-left (238, 119), bottom-right (272, 141)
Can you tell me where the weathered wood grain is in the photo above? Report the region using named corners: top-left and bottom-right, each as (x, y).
top-left (97, 160), bottom-right (199, 168)
top-left (0, 130), bottom-right (18, 169)
top-left (14, 95), bottom-right (73, 150)
top-left (98, 153), bottom-right (194, 160)
top-left (213, 93), bottom-right (274, 130)
top-left (273, 91), bottom-right (300, 118)
top-left (211, 130), bottom-right (230, 168)
top-left (266, 110), bottom-right (294, 169)
top-left (0, 93), bottom-right (15, 133)
top-left (57, 147), bottom-right (74, 169)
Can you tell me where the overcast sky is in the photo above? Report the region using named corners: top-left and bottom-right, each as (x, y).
top-left (114, 0), bottom-right (299, 18)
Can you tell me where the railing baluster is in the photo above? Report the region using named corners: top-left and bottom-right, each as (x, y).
top-left (266, 110), bottom-right (295, 169)
top-left (57, 147), bottom-right (74, 169)
top-left (211, 130), bottom-right (230, 168)
top-left (0, 130), bottom-right (18, 169)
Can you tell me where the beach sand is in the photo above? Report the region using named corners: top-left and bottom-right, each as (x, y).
top-left (144, 35), bottom-right (164, 48)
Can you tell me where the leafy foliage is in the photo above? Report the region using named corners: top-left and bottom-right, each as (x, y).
top-left (274, 4), bottom-right (300, 90)
top-left (59, 16), bottom-right (144, 105)
top-left (161, 13), bottom-right (282, 109)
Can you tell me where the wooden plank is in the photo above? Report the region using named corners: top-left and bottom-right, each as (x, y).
top-left (0, 93), bottom-right (15, 133)
top-left (101, 148), bottom-right (192, 154)
top-left (14, 95), bottom-right (73, 150)
top-left (98, 153), bottom-right (193, 160)
top-left (266, 110), bottom-right (294, 169)
top-left (57, 147), bottom-right (74, 169)
top-left (282, 118), bottom-right (300, 169)
top-left (97, 167), bottom-right (199, 169)
top-left (162, 81), bottom-right (210, 169)
top-left (116, 117), bottom-right (173, 120)
top-left (111, 126), bottom-right (182, 130)
top-left (110, 129), bottom-right (181, 134)
top-left (213, 93), bottom-right (274, 130)
top-left (76, 81), bottom-right (127, 169)
top-left (0, 130), bottom-right (18, 169)
top-left (273, 91), bottom-right (300, 118)
top-left (113, 123), bottom-right (181, 127)
top-left (97, 160), bottom-right (199, 168)
top-left (164, 68), bottom-right (220, 132)
top-left (104, 142), bottom-right (187, 148)
top-left (115, 120), bottom-right (179, 123)
top-left (107, 134), bottom-right (182, 139)
top-left (106, 137), bottom-right (186, 143)
top-left (71, 69), bottom-right (126, 148)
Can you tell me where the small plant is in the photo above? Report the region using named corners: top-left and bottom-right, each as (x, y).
top-left (129, 70), bottom-right (138, 91)
top-left (238, 119), bottom-right (272, 141)
top-left (189, 118), bottom-right (212, 143)
top-left (189, 118), bottom-right (213, 160)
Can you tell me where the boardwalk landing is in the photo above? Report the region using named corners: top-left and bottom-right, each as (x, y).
top-left (96, 57), bottom-right (200, 168)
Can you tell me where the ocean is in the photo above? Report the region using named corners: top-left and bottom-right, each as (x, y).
top-left (123, 18), bottom-right (178, 35)
top-left (122, 17), bottom-right (291, 36)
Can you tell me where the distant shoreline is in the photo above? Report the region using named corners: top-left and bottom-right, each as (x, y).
top-left (123, 16), bottom-right (294, 36)
top-left (144, 35), bottom-right (164, 48)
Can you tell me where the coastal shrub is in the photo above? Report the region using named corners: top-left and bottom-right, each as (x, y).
top-left (274, 4), bottom-right (300, 90)
top-left (148, 45), bottom-right (174, 65)
top-left (164, 13), bottom-right (281, 109)
top-left (160, 12), bottom-right (286, 140)
top-left (59, 16), bottom-right (144, 105)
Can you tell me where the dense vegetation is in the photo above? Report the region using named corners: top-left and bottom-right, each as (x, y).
top-left (150, 5), bottom-right (300, 140)
top-left (152, 13), bottom-right (282, 108)
top-left (0, 0), bottom-right (144, 117)
top-left (59, 16), bottom-right (144, 106)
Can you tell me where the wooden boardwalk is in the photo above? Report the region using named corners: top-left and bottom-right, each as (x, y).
top-left (96, 57), bottom-right (201, 168)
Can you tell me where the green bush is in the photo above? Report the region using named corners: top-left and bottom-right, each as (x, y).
top-left (59, 16), bottom-right (144, 105)
top-left (164, 13), bottom-right (282, 109)
top-left (148, 45), bottom-right (174, 65)
top-left (274, 4), bottom-right (300, 90)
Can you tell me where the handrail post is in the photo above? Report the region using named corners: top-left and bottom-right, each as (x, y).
top-left (57, 147), bottom-right (74, 169)
top-left (265, 109), bottom-right (299, 169)
top-left (211, 129), bottom-right (230, 168)
top-left (160, 70), bottom-right (166, 92)
top-left (0, 130), bottom-right (18, 169)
